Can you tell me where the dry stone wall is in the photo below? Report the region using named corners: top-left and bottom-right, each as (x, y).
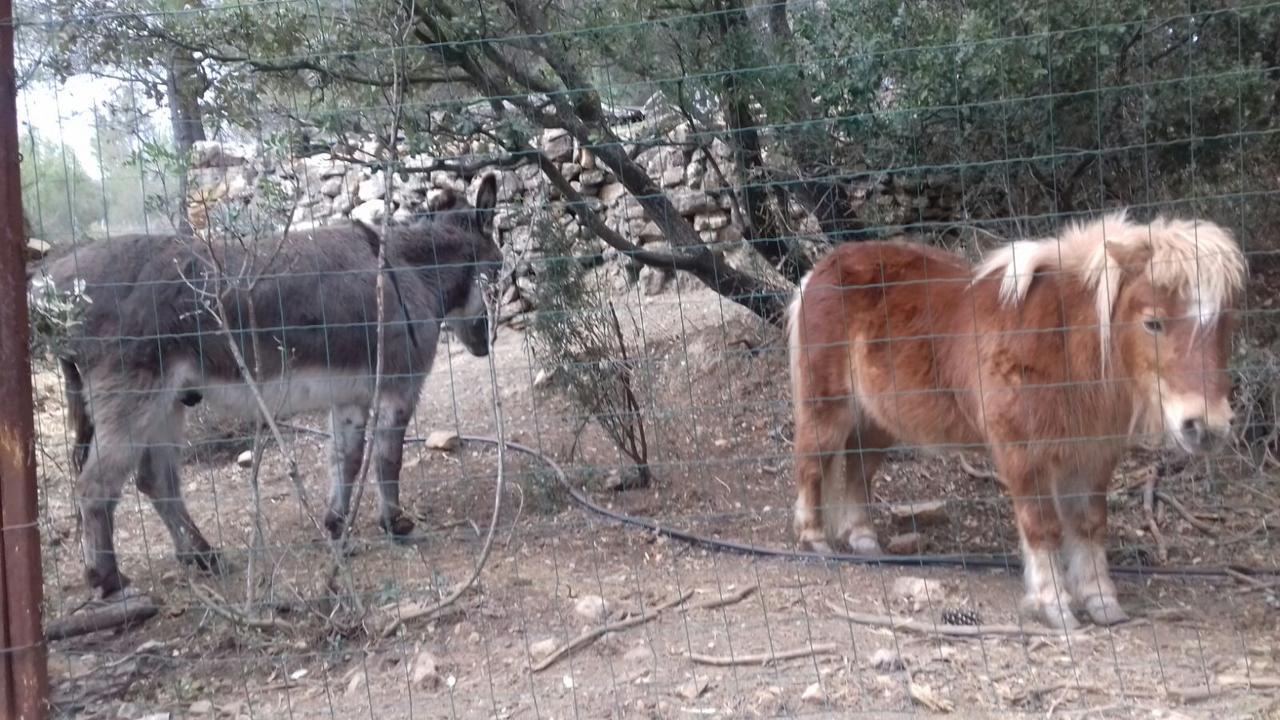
top-left (187, 97), bottom-right (961, 313)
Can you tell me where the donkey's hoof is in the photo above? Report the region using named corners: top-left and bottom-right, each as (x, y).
top-left (1083, 596), bottom-right (1129, 626)
top-left (323, 510), bottom-right (348, 540)
top-left (87, 567), bottom-right (130, 600)
top-left (180, 549), bottom-right (226, 575)
top-left (381, 513), bottom-right (417, 540)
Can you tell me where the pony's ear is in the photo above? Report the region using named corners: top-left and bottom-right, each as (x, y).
top-left (427, 188), bottom-right (458, 213)
top-left (474, 174), bottom-right (498, 235)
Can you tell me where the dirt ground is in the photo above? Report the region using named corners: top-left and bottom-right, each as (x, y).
top-left (31, 279), bottom-right (1280, 720)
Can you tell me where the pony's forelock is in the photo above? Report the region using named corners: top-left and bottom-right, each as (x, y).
top-left (974, 210), bottom-right (1246, 364)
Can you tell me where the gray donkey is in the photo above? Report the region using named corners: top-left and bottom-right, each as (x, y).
top-left (42, 175), bottom-right (501, 598)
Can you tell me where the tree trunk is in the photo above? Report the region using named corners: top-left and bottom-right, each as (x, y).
top-left (165, 50), bottom-right (207, 237)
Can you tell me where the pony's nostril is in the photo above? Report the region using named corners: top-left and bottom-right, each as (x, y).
top-left (1181, 418), bottom-right (1208, 443)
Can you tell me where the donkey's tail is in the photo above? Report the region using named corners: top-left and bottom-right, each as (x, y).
top-left (61, 358), bottom-right (93, 472)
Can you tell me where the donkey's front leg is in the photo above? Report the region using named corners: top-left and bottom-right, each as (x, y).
top-left (374, 399), bottom-right (416, 539)
top-left (324, 405), bottom-right (367, 540)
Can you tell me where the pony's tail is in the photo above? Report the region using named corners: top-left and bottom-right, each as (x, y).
top-left (61, 358), bottom-right (93, 473)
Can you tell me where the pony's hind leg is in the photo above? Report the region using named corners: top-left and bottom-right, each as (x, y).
top-left (834, 424), bottom-right (891, 555)
top-left (373, 396), bottom-right (416, 539)
top-left (1000, 456), bottom-right (1080, 630)
top-left (323, 404), bottom-right (367, 539)
top-left (793, 400), bottom-right (855, 553)
top-left (1057, 475), bottom-right (1126, 626)
top-left (136, 445), bottom-right (222, 575)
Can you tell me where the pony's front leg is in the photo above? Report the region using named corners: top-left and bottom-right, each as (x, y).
top-left (374, 399), bottom-right (416, 540)
top-left (1007, 471), bottom-right (1079, 630)
top-left (1058, 479), bottom-right (1127, 626)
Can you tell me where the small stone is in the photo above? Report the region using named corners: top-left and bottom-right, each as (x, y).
top-left (891, 576), bottom-right (949, 612)
top-left (188, 700), bottom-right (213, 715)
top-left (424, 430), bottom-right (460, 451)
top-left (24, 237), bottom-right (51, 261)
top-left (888, 500), bottom-right (949, 528)
top-left (623, 643), bottom-right (653, 664)
top-left (870, 648), bottom-right (904, 671)
top-left (530, 638), bottom-right (558, 660)
top-left (574, 594), bottom-right (609, 622)
top-left (677, 676), bottom-right (710, 700)
top-left (412, 650), bottom-right (440, 688)
top-left (801, 682), bottom-right (825, 704)
top-left (661, 166), bottom-right (684, 187)
top-left (136, 714), bottom-right (170, 720)
top-left (350, 199), bottom-right (387, 226)
top-left (235, 450), bottom-right (253, 468)
top-left (886, 532), bottom-right (927, 555)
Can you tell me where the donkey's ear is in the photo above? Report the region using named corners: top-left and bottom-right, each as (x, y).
top-left (474, 174), bottom-right (498, 235)
top-left (427, 188), bottom-right (458, 213)
top-left (475, 174), bottom-right (498, 212)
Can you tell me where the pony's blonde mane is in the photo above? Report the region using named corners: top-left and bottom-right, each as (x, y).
top-left (974, 211), bottom-right (1246, 362)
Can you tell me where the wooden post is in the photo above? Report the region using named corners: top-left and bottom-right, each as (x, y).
top-left (0, 1), bottom-right (50, 717)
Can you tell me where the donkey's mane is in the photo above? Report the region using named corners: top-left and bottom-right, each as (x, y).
top-left (974, 210), bottom-right (1246, 360)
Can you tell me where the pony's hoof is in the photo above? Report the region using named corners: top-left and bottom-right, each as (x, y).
top-left (798, 535), bottom-right (833, 554)
top-left (843, 533), bottom-right (883, 556)
top-left (1021, 596), bottom-right (1080, 631)
top-left (1083, 596), bottom-right (1129, 626)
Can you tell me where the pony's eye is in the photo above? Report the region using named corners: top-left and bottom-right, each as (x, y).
top-left (1143, 318), bottom-right (1165, 334)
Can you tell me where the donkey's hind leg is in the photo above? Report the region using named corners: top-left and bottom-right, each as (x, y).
top-left (136, 445), bottom-right (223, 575)
top-left (77, 427), bottom-right (144, 597)
top-left (793, 400), bottom-right (855, 553)
top-left (323, 404), bottom-right (367, 540)
top-left (373, 397), bottom-right (416, 539)
top-left (834, 424), bottom-right (891, 555)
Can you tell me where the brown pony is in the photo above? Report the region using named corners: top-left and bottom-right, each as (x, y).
top-left (788, 212), bottom-right (1245, 629)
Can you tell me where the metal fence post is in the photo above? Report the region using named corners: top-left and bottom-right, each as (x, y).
top-left (0, 0), bottom-right (50, 717)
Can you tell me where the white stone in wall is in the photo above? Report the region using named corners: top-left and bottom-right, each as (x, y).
top-left (670, 188), bottom-right (718, 216)
top-left (350, 199), bottom-right (387, 226)
top-left (541, 129), bottom-right (575, 162)
top-left (357, 173), bottom-right (386, 202)
top-left (598, 183), bottom-right (627, 205)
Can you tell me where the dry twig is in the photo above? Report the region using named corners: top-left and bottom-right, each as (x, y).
top-left (827, 600), bottom-right (1085, 638)
top-left (686, 584), bottom-right (757, 612)
top-left (1143, 471), bottom-right (1169, 563)
top-left (686, 642), bottom-right (840, 667)
top-left (531, 590), bottom-right (695, 672)
top-left (1153, 489), bottom-right (1220, 536)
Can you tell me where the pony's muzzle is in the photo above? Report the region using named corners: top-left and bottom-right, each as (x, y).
top-left (1178, 417), bottom-right (1228, 453)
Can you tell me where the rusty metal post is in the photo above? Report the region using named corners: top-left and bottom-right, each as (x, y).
top-left (0, 0), bottom-right (50, 718)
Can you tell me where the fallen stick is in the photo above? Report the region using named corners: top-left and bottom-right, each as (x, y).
top-left (1143, 473), bottom-right (1169, 563)
top-left (685, 584), bottom-right (757, 612)
top-left (686, 642), bottom-right (840, 667)
top-left (827, 600), bottom-right (1085, 639)
top-left (190, 583), bottom-right (299, 633)
top-left (45, 594), bottom-right (160, 641)
top-left (1225, 568), bottom-right (1280, 593)
top-left (958, 455), bottom-right (998, 481)
top-left (532, 590), bottom-right (694, 672)
top-left (1154, 490), bottom-right (1219, 537)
